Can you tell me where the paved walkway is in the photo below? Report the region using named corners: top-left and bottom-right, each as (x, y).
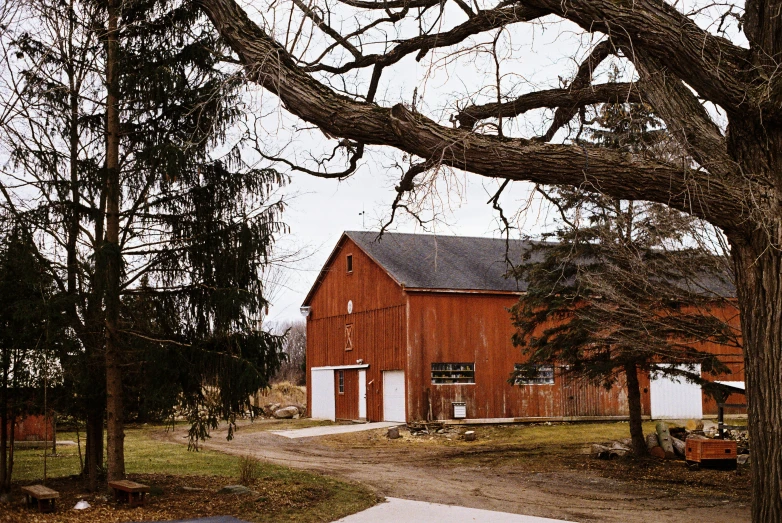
top-left (271, 421), bottom-right (401, 439)
top-left (336, 498), bottom-right (575, 522)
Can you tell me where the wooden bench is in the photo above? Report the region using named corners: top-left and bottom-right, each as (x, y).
top-left (21, 484), bottom-right (59, 513)
top-left (108, 479), bottom-right (150, 507)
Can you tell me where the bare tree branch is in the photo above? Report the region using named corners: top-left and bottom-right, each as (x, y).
top-left (198, 0), bottom-right (746, 232)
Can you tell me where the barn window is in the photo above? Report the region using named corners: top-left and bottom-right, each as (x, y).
top-left (431, 363), bottom-right (475, 384)
top-left (514, 364), bottom-right (555, 385)
top-left (338, 370), bottom-right (345, 394)
top-left (346, 254), bottom-right (353, 273)
top-left (345, 324), bottom-right (353, 351)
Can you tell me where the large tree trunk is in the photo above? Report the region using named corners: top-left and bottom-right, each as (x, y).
top-left (727, 114), bottom-right (782, 521)
top-left (104, 0), bottom-right (125, 484)
top-left (83, 408), bottom-right (103, 491)
top-left (623, 362), bottom-right (647, 457)
top-left (0, 367), bottom-right (7, 494)
top-left (732, 235), bottom-right (782, 521)
top-left (5, 414), bottom-right (14, 493)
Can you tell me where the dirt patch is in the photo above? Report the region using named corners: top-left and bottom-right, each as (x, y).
top-left (154, 420), bottom-right (750, 523)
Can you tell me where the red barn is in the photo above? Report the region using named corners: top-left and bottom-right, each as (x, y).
top-left (302, 231), bottom-right (744, 423)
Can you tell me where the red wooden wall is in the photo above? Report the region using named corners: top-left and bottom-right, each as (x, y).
top-left (306, 235), bottom-right (745, 422)
top-left (7, 414), bottom-right (55, 441)
top-left (335, 369), bottom-right (359, 420)
top-left (405, 292), bottom-right (641, 421)
top-left (306, 237), bottom-right (407, 421)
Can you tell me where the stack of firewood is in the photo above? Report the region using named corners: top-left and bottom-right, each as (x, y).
top-left (645, 421), bottom-right (687, 459)
top-left (591, 422), bottom-right (690, 460)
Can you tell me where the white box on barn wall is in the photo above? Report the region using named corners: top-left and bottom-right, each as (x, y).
top-left (452, 401), bottom-right (467, 419)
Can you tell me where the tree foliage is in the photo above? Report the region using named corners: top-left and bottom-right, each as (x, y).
top-left (1, 0), bottom-right (288, 482)
top-left (0, 226), bottom-right (68, 492)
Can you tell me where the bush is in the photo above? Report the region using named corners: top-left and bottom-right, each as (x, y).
top-left (238, 455), bottom-right (262, 485)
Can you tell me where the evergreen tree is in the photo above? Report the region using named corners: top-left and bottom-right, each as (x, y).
top-left (0, 226), bottom-right (66, 493)
top-left (2, 0), bottom-right (286, 483)
top-left (509, 104), bottom-right (739, 455)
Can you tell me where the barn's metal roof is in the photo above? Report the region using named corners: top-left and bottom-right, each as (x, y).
top-left (302, 231), bottom-right (735, 305)
top-left (345, 231), bottom-right (537, 292)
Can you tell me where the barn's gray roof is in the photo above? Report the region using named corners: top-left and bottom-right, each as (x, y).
top-left (344, 231), bottom-right (736, 298)
top-left (345, 231), bottom-right (534, 292)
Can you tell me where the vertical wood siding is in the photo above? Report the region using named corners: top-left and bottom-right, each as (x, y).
top-left (305, 238), bottom-right (407, 421)
top-left (306, 237), bottom-right (405, 319)
top-left (308, 305), bottom-right (406, 420)
top-left (334, 369), bottom-right (359, 419)
top-left (306, 235), bottom-right (744, 422)
top-left (406, 292), bottom-right (740, 421)
top-left (9, 414), bottom-right (55, 441)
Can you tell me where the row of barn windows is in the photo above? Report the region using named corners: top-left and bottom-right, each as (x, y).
top-left (431, 363), bottom-right (555, 385)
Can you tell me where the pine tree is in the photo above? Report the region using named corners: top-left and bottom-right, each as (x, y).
top-left (2, 0), bottom-right (286, 483)
top-left (509, 104), bottom-right (739, 455)
top-left (0, 226), bottom-right (66, 492)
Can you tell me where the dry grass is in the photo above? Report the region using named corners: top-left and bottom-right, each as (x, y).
top-left (320, 420), bottom-right (658, 450)
top-left (238, 455), bottom-right (263, 485)
top-left (4, 425), bottom-right (379, 523)
top-left (253, 381), bottom-right (306, 408)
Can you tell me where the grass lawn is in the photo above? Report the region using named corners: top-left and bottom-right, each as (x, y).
top-left (6, 425), bottom-right (379, 523)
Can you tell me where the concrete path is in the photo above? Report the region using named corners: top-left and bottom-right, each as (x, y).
top-left (271, 421), bottom-right (401, 439)
top-left (336, 498), bottom-right (575, 522)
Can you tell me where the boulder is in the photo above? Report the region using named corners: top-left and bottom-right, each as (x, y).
top-left (262, 403), bottom-right (281, 417)
top-left (387, 427), bottom-right (400, 439)
top-left (273, 406), bottom-right (299, 419)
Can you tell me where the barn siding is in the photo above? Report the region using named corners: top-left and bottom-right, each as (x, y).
top-left (308, 305), bottom-right (406, 420)
top-left (306, 234), bottom-right (745, 423)
top-left (7, 414), bottom-right (54, 441)
top-left (334, 369), bottom-right (360, 419)
top-left (407, 292), bottom-right (665, 421)
top-left (306, 237), bottom-right (405, 319)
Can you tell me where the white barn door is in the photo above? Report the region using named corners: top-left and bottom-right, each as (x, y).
top-left (310, 368), bottom-right (336, 421)
top-left (383, 370), bottom-right (406, 422)
top-left (650, 364), bottom-right (703, 419)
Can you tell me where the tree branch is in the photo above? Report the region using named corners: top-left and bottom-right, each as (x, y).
top-left (197, 0), bottom-right (747, 233)
top-left (518, 0), bottom-right (749, 115)
top-left (633, 50), bottom-right (735, 180)
top-left (457, 82), bottom-right (639, 129)
top-left (304, 3), bottom-right (549, 73)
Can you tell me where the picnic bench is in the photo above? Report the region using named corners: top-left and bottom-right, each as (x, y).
top-left (108, 479), bottom-right (150, 507)
top-left (21, 484), bottom-right (59, 513)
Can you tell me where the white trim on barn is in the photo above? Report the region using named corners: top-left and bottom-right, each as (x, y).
top-left (358, 369), bottom-right (367, 419)
top-left (311, 364), bottom-right (370, 370)
top-left (650, 364), bottom-right (703, 419)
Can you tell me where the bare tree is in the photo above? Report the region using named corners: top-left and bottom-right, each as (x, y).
top-left (272, 320), bottom-right (306, 385)
top-left (194, 0), bottom-right (782, 518)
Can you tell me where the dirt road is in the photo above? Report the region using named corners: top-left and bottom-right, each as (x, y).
top-left (155, 422), bottom-right (749, 523)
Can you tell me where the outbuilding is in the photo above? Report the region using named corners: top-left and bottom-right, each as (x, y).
top-left (302, 231), bottom-right (744, 423)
